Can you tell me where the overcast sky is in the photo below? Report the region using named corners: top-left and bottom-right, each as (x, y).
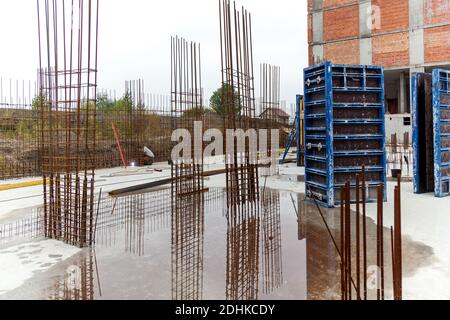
top-left (0, 0), bottom-right (308, 111)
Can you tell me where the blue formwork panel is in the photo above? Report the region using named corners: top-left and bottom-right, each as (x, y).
top-left (412, 73), bottom-right (422, 194)
top-left (412, 72), bottom-right (434, 195)
top-left (433, 69), bottom-right (450, 197)
top-left (304, 62), bottom-right (387, 207)
top-left (413, 70), bottom-right (450, 198)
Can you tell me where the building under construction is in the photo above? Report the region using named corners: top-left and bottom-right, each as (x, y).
top-left (0, 0), bottom-right (449, 303)
top-left (308, 0), bottom-right (450, 146)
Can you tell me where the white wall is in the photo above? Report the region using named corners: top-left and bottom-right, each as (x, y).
top-left (385, 114), bottom-right (412, 144)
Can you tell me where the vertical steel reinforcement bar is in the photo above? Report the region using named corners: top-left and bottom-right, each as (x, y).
top-left (37, 0), bottom-right (99, 247)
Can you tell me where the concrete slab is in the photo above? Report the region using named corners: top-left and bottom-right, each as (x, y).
top-left (0, 239), bottom-right (80, 295)
top-left (0, 163), bottom-right (449, 300)
top-left (363, 181), bottom-right (450, 299)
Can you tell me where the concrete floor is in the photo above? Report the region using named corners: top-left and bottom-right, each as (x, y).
top-left (366, 182), bottom-right (450, 299)
top-left (0, 163), bottom-right (449, 300)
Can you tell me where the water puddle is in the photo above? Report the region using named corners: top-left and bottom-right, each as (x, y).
top-left (0, 188), bottom-right (435, 300)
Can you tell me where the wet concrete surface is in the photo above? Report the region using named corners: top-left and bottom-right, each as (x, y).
top-left (0, 188), bottom-right (435, 300)
top-left (279, 174), bottom-right (305, 183)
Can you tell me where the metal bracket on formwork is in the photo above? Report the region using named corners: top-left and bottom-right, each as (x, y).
top-left (306, 79), bottom-right (311, 87)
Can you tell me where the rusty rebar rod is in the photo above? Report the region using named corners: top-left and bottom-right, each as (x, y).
top-left (340, 187), bottom-right (345, 300)
top-left (311, 185), bottom-right (360, 300)
top-left (345, 180), bottom-right (352, 299)
top-left (393, 175), bottom-right (403, 300)
top-left (377, 184), bottom-right (385, 300)
top-left (390, 226), bottom-right (395, 299)
top-left (362, 165), bottom-right (368, 300)
top-left (356, 174), bottom-right (361, 300)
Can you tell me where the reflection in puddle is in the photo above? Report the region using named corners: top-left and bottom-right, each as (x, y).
top-left (0, 188), bottom-right (435, 300)
top-left (94, 190), bottom-right (171, 254)
top-left (48, 251), bottom-right (95, 300)
top-left (225, 201), bottom-right (262, 300)
top-left (261, 191), bottom-right (283, 295)
top-left (172, 189), bottom-right (205, 300)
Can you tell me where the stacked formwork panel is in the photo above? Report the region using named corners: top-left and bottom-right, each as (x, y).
top-left (412, 73), bottom-right (434, 194)
top-left (433, 70), bottom-right (450, 197)
top-left (412, 70), bottom-right (450, 198)
top-left (304, 62), bottom-right (386, 208)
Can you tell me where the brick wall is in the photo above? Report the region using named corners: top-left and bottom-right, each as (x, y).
top-left (373, 32), bottom-right (409, 67)
top-left (424, 0), bottom-right (450, 24)
top-left (323, 0), bottom-right (355, 8)
top-left (372, 0), bottom-right (409, 32)
top-left (307, 0), bottom-right (450, 66)
top-left (323, 5), bottom-right (359, 40)
top-left (425, 25), bottom-right (450, 63)
top-left (324, 39), bottom-right (360, 64)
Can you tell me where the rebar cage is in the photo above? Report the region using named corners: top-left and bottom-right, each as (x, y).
top-left (219, 0), bottom-right (259, 209)
top-left (170, 36), bottom-right (205, 301)
top-left (37, 0), bottom-right (99, 247)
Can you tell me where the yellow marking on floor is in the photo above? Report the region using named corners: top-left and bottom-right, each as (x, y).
top-left (0, 180), bottom-right (43, 191)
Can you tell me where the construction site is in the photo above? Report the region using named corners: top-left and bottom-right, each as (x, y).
top-left (0, 0), bottom-right (449, 302)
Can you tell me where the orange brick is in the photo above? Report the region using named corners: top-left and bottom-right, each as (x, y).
top-left (324, 6), bottom-right (359, 40)
top-left (425, 25), bottom-right (450, 63)
top-left (424, 0), bottom-right (450, 25)
top-left (373, 32), bottom-right (409, 67)
top-left (323, 0), bottom-right (355, 8)
top-left (324, 39), bottom-right (360, 64)
top-left (371, 0), bottom-right (409, 33)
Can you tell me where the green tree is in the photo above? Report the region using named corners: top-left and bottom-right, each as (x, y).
top-left (32, 91), bottom-right (49, 112)
top-left (17, 119), bottom-right (34, 137)
top-left (97, 93), bottom-right (116, 112)
top-left (209, 84), bottom-right (241, 116)
top-left (115, 91), bottom-right (133, 112)
top-left (16, 91), bottom-right (50, 137)
top-left (95, 92), bottom-right (133, 113)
